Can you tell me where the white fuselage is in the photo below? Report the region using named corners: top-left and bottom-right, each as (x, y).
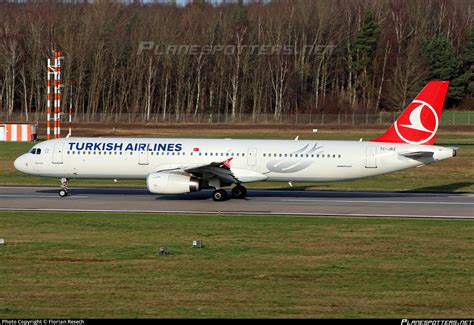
top-left (14, 137), bottom-right (455, 183)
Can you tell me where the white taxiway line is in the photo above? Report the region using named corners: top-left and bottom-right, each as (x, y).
top-left (282, 199), bottom-right (474, 205)
top-left (0, 207), bottom-right (472, 220)
top-left (0, 194), bottom-right (89, 199)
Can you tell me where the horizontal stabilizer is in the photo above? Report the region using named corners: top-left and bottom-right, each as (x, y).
top-left (399, 151), bottom-right (434, 159)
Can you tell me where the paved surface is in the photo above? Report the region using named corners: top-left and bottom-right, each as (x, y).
top-left (0, 186), bottom-right (473, 219)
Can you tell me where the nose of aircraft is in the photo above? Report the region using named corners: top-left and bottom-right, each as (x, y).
top-left (14, 154), bottom-right (28, 173)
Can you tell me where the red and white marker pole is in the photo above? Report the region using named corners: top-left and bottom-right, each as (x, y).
top-left (46, 59), bottom-right (52, 140)
top-left (54, 51), bottom-right (62, 139)
top-left (47, 50), bottom-right (63, 139)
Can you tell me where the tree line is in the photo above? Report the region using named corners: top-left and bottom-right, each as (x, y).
top-left (0, 0), bottom-right (472, 123)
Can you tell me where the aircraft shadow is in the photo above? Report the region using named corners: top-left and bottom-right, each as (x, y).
top-left (36, 186), bottom-right (470, 200)
top-left (37, 187), bottom-right (151, 196)
top-left (407, 182), bottom-right (473, 193)
top-left (155, 188), bottom-right (469, 200)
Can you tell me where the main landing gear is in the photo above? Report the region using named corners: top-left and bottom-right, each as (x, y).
top-left (231, 185), bottom-right (247, 199)
top-left (212, 189), bottom-right (228, 202)
top-left (212, 185), bottom-right (247, 202)
top-left (58, 178), bottom-right (70, 197)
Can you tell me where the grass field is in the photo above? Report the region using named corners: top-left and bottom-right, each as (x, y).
top-left (0, 211), bottom-right (473, 318)
top-left (1, 128), bottom-right (473, 192)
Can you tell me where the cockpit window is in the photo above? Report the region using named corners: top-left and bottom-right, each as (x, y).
top-left (30, 148), bottom-right (37, 154)
top-left (29, 148), bottom-right (41, 154)
top-left (36, 149), bottom-right (41, 154)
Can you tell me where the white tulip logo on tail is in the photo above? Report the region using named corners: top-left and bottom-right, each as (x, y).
top-left (394, 100), bottom-right (439, 145)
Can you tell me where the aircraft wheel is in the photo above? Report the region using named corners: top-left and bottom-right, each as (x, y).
top-left (231, 185), bottom-right (247, 199)
top-left (58, 189), bottom-right (69, 198)
top-left (212, 189), bottom-right (228, 202)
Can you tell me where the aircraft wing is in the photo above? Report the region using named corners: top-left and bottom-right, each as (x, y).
top-left (154, 157), bottom-right (239, 184)
top-left (184, 158), bottom-right (239, 184)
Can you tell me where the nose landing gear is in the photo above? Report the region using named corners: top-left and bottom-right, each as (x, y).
top-left (58, 178), bottom-right (70, 197)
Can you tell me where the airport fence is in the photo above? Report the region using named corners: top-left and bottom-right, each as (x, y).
top-left (1, 111), bottom-right (473, 126)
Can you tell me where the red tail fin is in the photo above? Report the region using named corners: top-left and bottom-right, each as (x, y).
top-left (372, 81), bottom-right (449, 145)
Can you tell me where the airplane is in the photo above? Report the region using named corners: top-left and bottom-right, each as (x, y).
top-left (14, 80), bottom-right (457, 201)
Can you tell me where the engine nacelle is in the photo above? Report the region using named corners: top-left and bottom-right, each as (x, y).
top-left (146, 172), bottom-right (200, 194)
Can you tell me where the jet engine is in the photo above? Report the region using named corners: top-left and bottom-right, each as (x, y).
top-left (146, 172), bottom-right (200, 194)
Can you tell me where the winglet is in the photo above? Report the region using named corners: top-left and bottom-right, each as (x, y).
top-left (372, 81), bottom-right (449, 145)
top-left (221, 157), bottom-right (233, 169)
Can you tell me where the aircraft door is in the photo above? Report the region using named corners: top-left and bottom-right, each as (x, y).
top-left (247, 148), bottom-right (257, 166)
top-left (365, 146), bottom-right (377, 168)
top-left (139, 150), bottom-right (149, 165)
top-left (52, 143), bottom-right (64, 164)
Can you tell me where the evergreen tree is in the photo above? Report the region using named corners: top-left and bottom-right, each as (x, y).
top-left (351, 11), bottom-right (380, 107)
top-left (422, 34), bottom-right (466, 104)
top-left (461, 27), bottom-right (474, 95)
top-left (352, 11), bottom-right (380, 73)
